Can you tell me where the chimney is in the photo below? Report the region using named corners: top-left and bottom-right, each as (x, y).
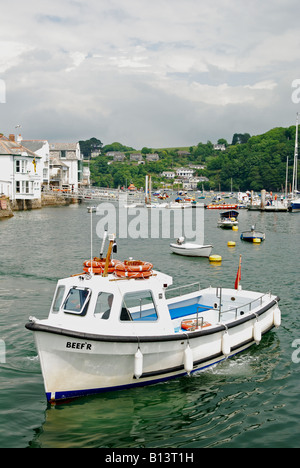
top-left (17, 134), bottom-right (22, 143)
top-left (9, 134), bottom-right (15, 142)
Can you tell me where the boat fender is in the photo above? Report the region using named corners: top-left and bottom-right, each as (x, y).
top-left (184, 344), bottom-right (193, 375)
top-left (221, 331), bottom-right (231, 357)
top-left (134, 348), bottom-right (143, 379)
top-left (253, 320), bottom-right (262, 345)
top-left (273, 308), bottom-right (281, 328)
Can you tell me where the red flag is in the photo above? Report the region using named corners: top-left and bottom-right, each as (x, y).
top-left (235, 255), bottom-right (242, 290)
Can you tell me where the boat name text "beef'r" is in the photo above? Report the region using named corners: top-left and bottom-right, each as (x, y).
top-left (66, 341), bottom-right (92, 350)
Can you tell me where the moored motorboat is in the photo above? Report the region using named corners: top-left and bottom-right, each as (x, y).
top-left (25, 235), bottom-right (280, 402)
top-left (288, 197), bottom-right (300, 213)
top-left (217, 210), bottom-right (239, 229)
top-left (241, 226), bottom-right (266, 242)
top-left (170, 237), bottom-right (213, 257)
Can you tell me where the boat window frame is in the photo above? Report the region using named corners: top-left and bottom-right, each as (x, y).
top-left (94, 292), bottom-right (114, 320)
top-left (63, 286), bottom-right (92, 316)
top-left (51, 285), bottom-right (66, 314)
top-left (120, 289), bottom-right (159, 322)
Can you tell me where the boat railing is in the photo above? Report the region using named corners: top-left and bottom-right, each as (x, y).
top-left (218, 292), bottom-right (271, 322)
top-left (165, 282), bottom-right (201, 299)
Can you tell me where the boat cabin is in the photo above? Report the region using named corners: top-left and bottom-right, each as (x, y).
top-left (46, 270), bottom-right (225, 336)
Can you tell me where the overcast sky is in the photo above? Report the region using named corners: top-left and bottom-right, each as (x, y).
top-left (0, 0), bottom-right (300, 149)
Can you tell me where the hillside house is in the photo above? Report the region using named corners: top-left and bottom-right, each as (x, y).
top-left (161, 171), bottom-right (175, 179)
top-left (130, 153), bottom-right (143, 162)
top-left (146, 153), bottom-right (159, 162)
top-left (176, 167), bottom-right (194, 178)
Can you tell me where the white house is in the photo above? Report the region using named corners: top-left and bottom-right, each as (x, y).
top-left (213, 144), bottom-right (226, 151)
top-left (161, 171), bottom-right (175, 179)
top-left (176, 167), bottom-right (194, 178)
top-left (20, 136), bottom-right (50, 187)
top-left (0, 134), bottom-right (42, 204)
top-left (49, 142), bottom-right (83, 190)
top-left (182, 176), bottom-right (209, 190)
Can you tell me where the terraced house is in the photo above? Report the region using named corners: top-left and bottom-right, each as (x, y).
top-left (0, 133), bottom-right (42, 209)
top-left (49, 142), bottom-right (83, 190)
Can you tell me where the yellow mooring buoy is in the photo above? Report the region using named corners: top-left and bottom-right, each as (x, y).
top-left (227, 241), bottom-right (236, 247)
top-left (209, 255), bottom-right (222, 263)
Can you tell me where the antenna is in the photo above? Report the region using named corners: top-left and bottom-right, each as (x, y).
top-left (90, 209), bottom-right (93, 274)
top-left (100, 230), bottom-right (108, 258)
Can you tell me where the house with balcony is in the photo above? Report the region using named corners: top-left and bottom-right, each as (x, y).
top-left (20, 136), bottom-right (50, 188)
top-left (176, 167), bottom-right (195, 178)
top-left (49, 142), bottom-right (83, 190)
top-left (0, 134), bottom-right (42, 208)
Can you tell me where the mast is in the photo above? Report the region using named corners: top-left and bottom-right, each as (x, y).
top-left (285, 156), bottom-right (288, 199)
top-left (292, 112), bottom-right (299, 196)
top-left (145, 175), bottom-right (148, 204)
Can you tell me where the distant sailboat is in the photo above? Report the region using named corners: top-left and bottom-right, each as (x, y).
top-left (288, 113), bottom-right (300, 212)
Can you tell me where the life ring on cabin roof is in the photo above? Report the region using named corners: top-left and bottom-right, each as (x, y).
top-left (115, 269), bottom-right (153, 279)
top-left (83, 258), bottom-right (121, 274)
top-left (115, 260), bottom-right (154, 278)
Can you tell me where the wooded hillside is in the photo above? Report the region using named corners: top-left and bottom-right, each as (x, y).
top-left (85, 125), bottom-right (298, 191)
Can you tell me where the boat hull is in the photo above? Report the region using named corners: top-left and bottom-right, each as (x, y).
top-left (241, 231), bottom-right (265, 242)
top-left (170, 244), bottom-right (213, 257)
top-left (218, 221), bottom-right (238, 229)
top-left (288, 199), bottom-right (300, 213)
top-left (27, 297), bottom-right (280, 402)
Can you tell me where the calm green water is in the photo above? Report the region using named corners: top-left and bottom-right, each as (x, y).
top-left (0, 202), bottom-right (299, 448)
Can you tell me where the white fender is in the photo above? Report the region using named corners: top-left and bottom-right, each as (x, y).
top-left (253, 321), bottom-right (261, 345)
top-left (221, 332), bottom-right (231, 357)
top-left (273, 308), bottom-right (281, 328)
top-left (184, 344), bottom-right (193, 375)
top-left (134, 348), bottom-right (143, 379)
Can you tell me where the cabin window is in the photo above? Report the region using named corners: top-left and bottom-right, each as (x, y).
top-left (63, 287), bottom-right (91, 316)
top-left (52, 285), bottom-right (66, 313)
top-left (120, 290), bottom-right (158, 322)
top-left (94, 292), bottom-right (114, 320)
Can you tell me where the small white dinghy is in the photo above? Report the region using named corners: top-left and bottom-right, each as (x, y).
top-left (170, 237), bottom-right (213, 257)
top-left (26, 235), bottom-right (281, 402)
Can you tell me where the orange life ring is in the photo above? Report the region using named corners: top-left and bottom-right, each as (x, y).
top-left (116, 260), bottom-right (153, 272)
top-left (115, 270), bottom-right (153, 279)
top-left (83, 258), bottom-right (121, 274)
top-left (115, 260), bottom-right (153, 278)
top-left (181, 319), bottom-right (211, 331)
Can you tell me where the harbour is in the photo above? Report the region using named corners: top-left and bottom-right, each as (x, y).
top-left (0, 202), bottom-right (299, 448)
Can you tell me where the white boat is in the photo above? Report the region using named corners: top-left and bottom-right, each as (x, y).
top-left (26, 235), bottom-right (281, 402)
top-left (217, 210), bottom-right (239, 229)
top-left (87, 206), bottom-right (97, 213)
top-left (170, 237), bottom-right (213, 257)
top-left (167, 202), bottom-right (193, 209)
top-left (146, 203), bottom-right (168, 209)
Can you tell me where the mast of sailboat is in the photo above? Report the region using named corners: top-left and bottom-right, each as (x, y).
top-left (145, 175), bottom-right (148, 204)
top-left (292, 112), bottom-right (298, 196)
top-left (285, 156), bottom-right (289, 199)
